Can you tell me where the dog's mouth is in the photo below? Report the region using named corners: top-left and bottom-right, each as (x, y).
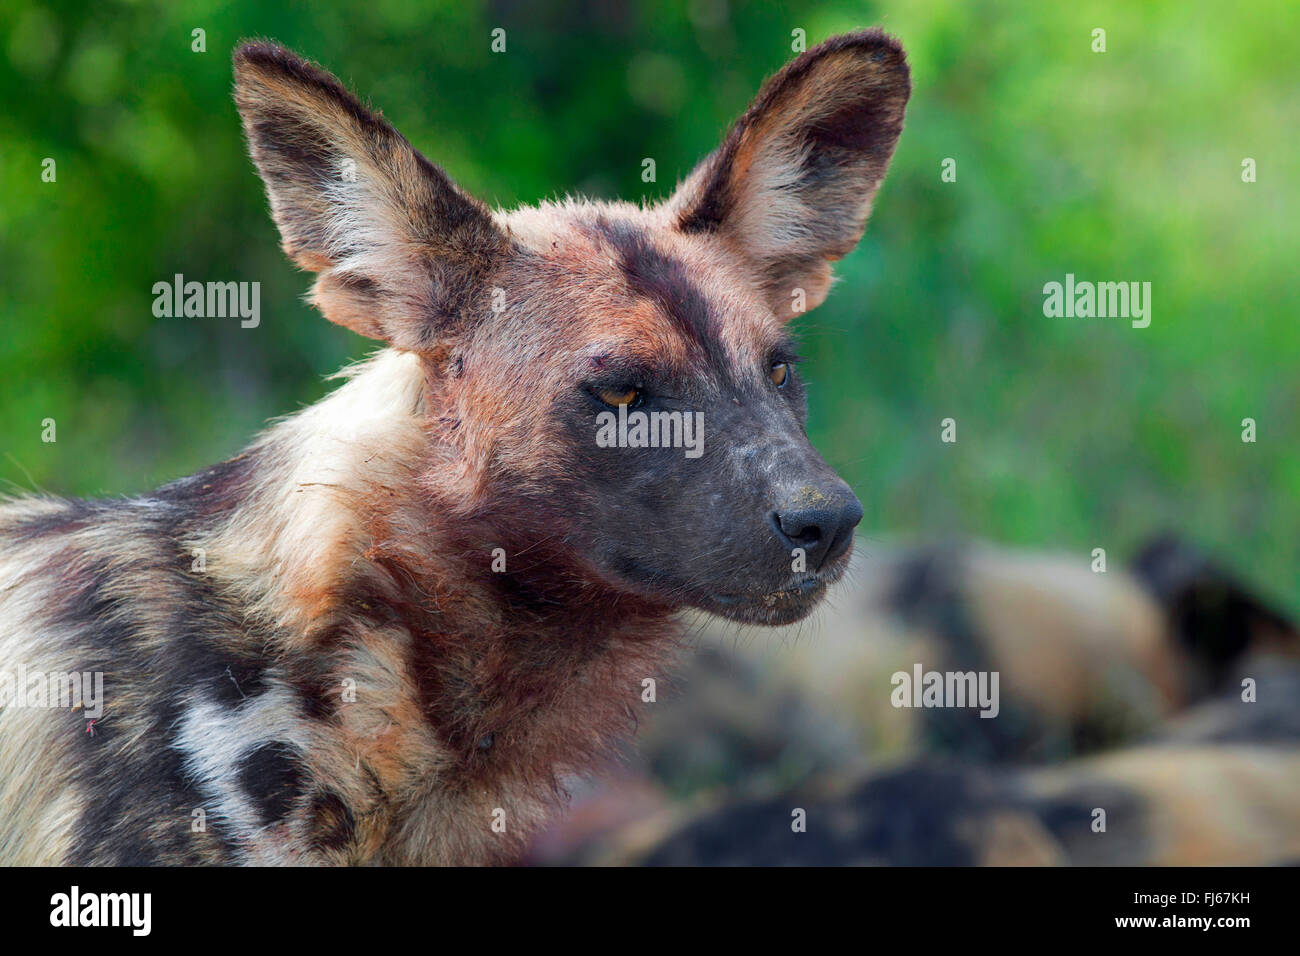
top-left (612, 552), bottom-right (850, 626)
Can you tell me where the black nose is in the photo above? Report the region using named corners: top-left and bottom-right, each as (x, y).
top-left (770, 492), bottom-right (863, 570)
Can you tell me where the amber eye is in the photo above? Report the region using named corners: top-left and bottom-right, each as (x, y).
top-left (769, 362), bottom-right (789, 388)
top-left (593, 385), bottom-right (640, 408)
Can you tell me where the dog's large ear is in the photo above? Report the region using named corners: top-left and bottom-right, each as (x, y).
top-left (670, 30), bottom-right (910, 320)
top-left (233, 42), bottom-right (509, 350)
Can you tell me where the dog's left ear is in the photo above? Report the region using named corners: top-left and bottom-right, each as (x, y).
top-left (670, 30), bottom-right (910, 320)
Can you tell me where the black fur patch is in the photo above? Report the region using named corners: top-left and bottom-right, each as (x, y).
top-left (152, 450), bottom-right (260, 519)
top-left (1131, 534), bottom-right (1294, 686)
top-left (307, 791), bottom-right (356, 851)
top-left (1033, 782), bottom-right (1150, 865)
top-left (57, 548), bottom-right (241, 864)
top-left (283, 650), bottom-right (341, 723)
top-left (641, 762), bottom-right (1005, 866)
top-left (237, 742), bottom-right (304, 826)
top-left (592, 218), bottom-right (730, 372)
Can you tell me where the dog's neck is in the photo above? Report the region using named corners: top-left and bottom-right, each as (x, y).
top-left (189, 349), bottom-right (679, 861)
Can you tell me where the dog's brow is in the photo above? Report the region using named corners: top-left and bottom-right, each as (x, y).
top-left (587, 217), bottom-right (732, 373)
top-left (585, 351), bottom-right (653, 380)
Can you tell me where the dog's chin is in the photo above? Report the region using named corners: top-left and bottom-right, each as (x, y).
top-left (687, 577), bottom-right (831, 626)
top-left (601, 552), bottom-right (849, 626)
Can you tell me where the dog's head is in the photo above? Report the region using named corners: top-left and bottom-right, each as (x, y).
top-left (233, 32), bottom-right (909, 625)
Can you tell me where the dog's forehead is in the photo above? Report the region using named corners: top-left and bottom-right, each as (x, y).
top-left (496, 201), bottom-right (785, 368)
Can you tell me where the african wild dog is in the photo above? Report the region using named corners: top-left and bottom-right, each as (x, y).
top-left (0, 31), bottom-right (910, 864)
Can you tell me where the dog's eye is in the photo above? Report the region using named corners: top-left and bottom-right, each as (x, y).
top-left (592, 385), bottom-right (641, 408)
top-left (769, 362), bottom-right (789, 388)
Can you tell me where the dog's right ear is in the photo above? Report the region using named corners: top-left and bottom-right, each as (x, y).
top-left (233, 41), bottom-right (509, 350)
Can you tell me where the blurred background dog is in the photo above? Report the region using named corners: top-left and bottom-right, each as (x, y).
top-left (526, 535), bottom-right (1299, 865)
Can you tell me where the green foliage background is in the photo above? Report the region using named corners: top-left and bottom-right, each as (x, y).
top-left (1, 0), bottom-right (1295, 607)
